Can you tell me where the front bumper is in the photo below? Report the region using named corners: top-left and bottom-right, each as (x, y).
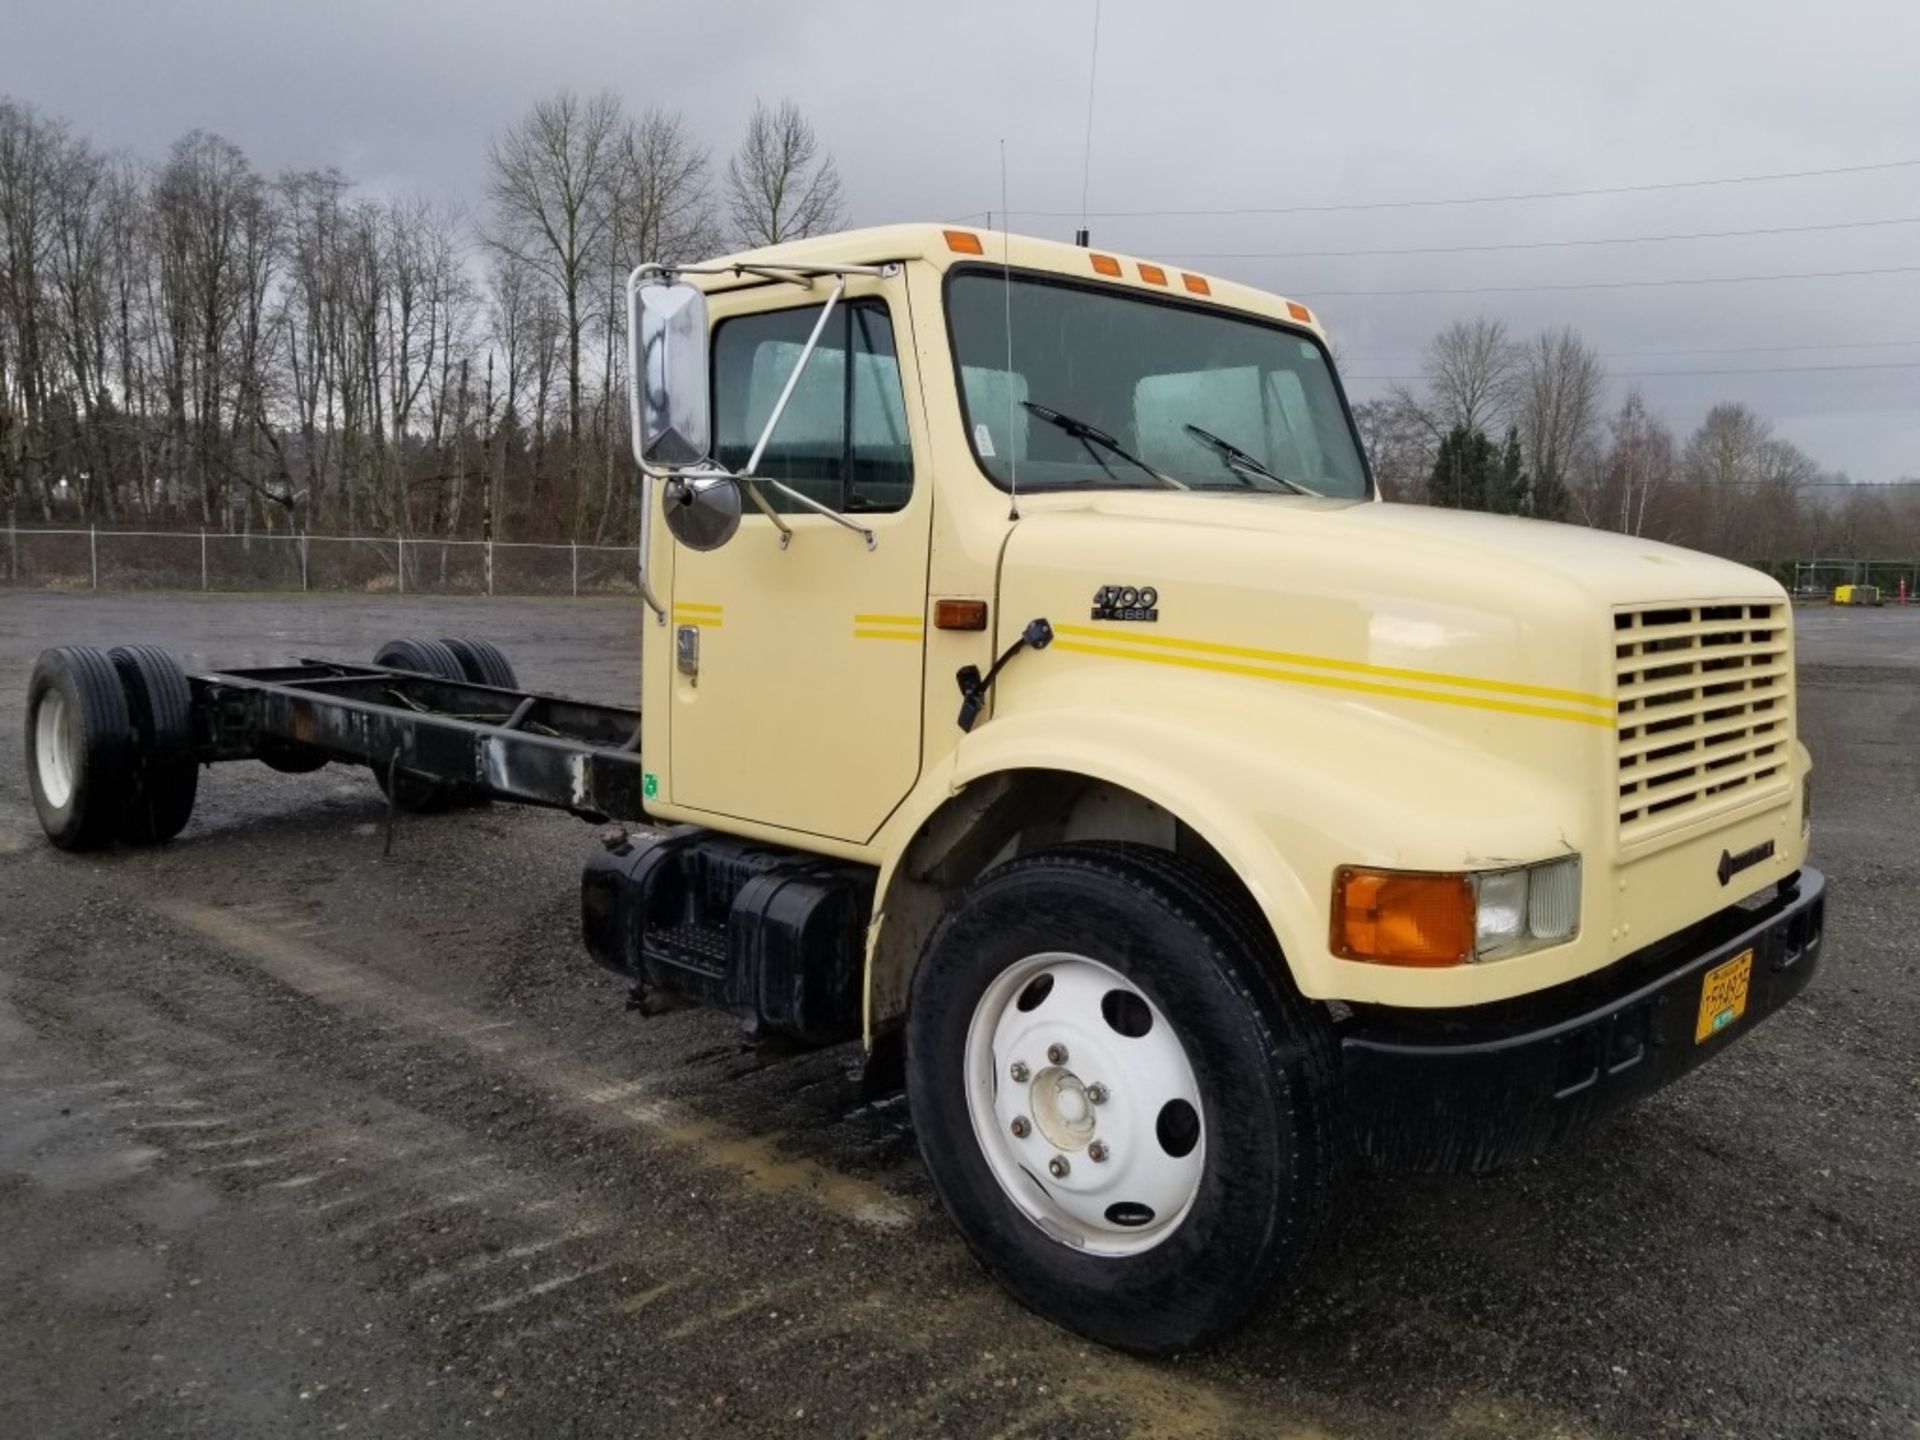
top-left (1341, 868), bottom-right (1826, 1173)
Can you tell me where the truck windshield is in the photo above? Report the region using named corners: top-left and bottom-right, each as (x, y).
top-left (946, 270), bottom-right (1370, 498)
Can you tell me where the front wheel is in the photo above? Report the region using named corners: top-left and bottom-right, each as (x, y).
top-left (906, 844), bottom-right (1340, 1354)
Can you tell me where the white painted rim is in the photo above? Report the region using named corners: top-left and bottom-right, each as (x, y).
top-left (964, 952), bottom-right (1206, 1257)
top-left (35, 688), bottom-right (77, 810)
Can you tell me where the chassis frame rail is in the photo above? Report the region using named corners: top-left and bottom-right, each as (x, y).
top-left (194, 660), bottom-right (647, 822)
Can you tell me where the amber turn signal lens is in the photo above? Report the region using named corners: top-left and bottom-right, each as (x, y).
top-left (1331, 867), bottom-right (1474, 967)
top-left (944, 230), bottom-right (985, 255)
top-left (934, 599), bottom-right (989, 631)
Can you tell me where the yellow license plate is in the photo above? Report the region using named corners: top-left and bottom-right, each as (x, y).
top-left (1695, 948), bottom-right (1754, 1043)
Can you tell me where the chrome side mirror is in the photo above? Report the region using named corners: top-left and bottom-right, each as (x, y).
top-left (628, 276), bottom-right (710, 468)
top-left (661, 474), bottom-right (742, 552)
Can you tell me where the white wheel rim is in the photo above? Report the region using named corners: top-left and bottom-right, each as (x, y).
top-left (964, 952), bottom-right (1206, 1257)
top-left (35, 689), bottom-right (77, 810)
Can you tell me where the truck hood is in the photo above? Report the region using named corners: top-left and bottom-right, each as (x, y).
top-left (996, 492), bottom-right (1787, 719)
top-left (1008, 492), bottom-right (1773, 608)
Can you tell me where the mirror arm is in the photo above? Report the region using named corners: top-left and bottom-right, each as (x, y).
top-left (745, 277), bottom-right (845, 476)
top-left (737, 477), bottom-right (794, 548)
top-left (738, 475), bottom-right (876, 550)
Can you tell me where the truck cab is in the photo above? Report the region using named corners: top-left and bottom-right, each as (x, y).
top-left (605, 223), bottom-right (1823, 1349)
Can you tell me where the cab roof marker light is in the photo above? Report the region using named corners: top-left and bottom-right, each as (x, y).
top-left (1286, 301), bottom-right (1314, 324)
top-left (1090, 253), bottom-right (1123, 277)
top-left (1182, 273), bottom-right (1211, 295)
top-left (944, 230), bottom-right (985, 255)
top-left (1138, 263), bottom-right (1168, 286)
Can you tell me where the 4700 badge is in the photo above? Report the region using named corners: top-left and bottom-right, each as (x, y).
top-left (1091, 584), bottom-right (1158, 622)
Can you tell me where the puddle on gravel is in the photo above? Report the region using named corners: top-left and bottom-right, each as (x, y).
top-left (124, 1176), bottom-right (221, 1232)
top-left (30, 1143), bottom-right (163, 1194)
top-left (56, 1245), bottom-right (165, 1303)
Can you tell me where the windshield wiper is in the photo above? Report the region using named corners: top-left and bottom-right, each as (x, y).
top-left (1022, 402), bottom-right (1187, 491)
top-left (1182, 424), bottom-right (1321, 496)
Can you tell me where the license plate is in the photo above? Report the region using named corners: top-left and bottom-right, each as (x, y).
top-left (1695, 948), bottom-right (1754, 1043)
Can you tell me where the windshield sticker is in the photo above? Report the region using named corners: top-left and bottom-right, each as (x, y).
top-left (974, 423), bottom-right (996, 458)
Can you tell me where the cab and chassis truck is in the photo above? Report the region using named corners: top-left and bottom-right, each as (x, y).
top-left (23, 225), bottom-right (1825, 1353)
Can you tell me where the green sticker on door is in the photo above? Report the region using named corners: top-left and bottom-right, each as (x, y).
top-left (643, 771), bottom-right (660, 799)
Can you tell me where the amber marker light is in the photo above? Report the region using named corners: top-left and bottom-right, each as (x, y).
top-left (934, 599), bottom-right (989, 631)
top-left (1090, 253), bottom-right (1123, 277)
top-left (944, 230), bottom-right (985, 255)
top-left (1331, 867), bottom-right (1475, 967)
top-left (1138, 263), bottom-right (1168, 286)
top-left (1286, 300), bottom-right (1314, 324)
top-left (1182, 273), bottom-right (1211, 295)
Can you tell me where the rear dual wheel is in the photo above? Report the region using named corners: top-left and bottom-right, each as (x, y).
top-left (906, 843), bottom-right (1340, 1354)
top-left (26, 644), bottom-right (197, 850)
top-left (367, 636), bottom-right (519, 811)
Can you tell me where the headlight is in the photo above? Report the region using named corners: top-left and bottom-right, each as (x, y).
top-left (1333, 856), bottom-right (1581, 967)
top-left (1472, 857), bottom-right (1581, 961)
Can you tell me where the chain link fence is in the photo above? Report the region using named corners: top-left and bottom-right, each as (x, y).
top-left (1787, 559), bottom-right (1920, 600)
top-left (0, 526), bottom-right (642, 598)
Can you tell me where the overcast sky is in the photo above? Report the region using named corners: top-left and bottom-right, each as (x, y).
top-left (3, 0), bottom-right (1915, 480)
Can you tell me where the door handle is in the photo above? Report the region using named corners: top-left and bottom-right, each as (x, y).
top-left (675, 624), bottom-right (700, 679)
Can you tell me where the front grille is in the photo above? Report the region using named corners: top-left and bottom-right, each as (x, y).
top-left (1615, 601), bottom-right (1792, 849)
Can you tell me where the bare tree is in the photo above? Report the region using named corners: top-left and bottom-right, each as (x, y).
top-left (1679, 403), bottom-right (1818, 559)
top-left (485, 90), bottom-right (624, 457)
top-left (1350, 395), bottom-right (1433, 501)
top-left (150, 130), bottom-right (273, 526)
top-left (724, 100), bottom-right (845, 248)
top-left (617, 110), bottom-right (719, 266)
top-left (1392, 317), bottom-right (1515, 442)
top-left (1513, 325), bottom-right (1603, 521)
top-left (1598, 390), bottom-right (1674, 537)
top-left (0, 99), bottom-right (65, 518)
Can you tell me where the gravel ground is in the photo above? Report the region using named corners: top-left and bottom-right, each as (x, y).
top-left (1, 591), bottom-right (1915, 1440)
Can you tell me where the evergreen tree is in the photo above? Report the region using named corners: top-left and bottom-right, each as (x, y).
top-left (1491, 426), bottom-right (1529, 515)
top-left (1427, 424), bottom-right (1496, 510)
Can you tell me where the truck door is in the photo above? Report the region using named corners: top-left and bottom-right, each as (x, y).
top-left (665, 278), bottom-right (931, 844)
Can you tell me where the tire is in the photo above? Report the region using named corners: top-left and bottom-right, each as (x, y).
top-left (109, 645), bottom-right (199, 845)
top-left (24, 646), bottom-right (133, 851)
top-left (440, 636), bottom-right (518, 690)
top-left (370, 638), bottom-right (468, 812)
top-left (373, 637), bottom-right (465, 682)
top-left (905, 842), bottom-right (1339, 1354)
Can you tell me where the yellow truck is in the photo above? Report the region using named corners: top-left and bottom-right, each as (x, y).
top-left (24, 224), bottom-right (1825, 1353)
top-left (1832, 583), bottom-right (1884, 606)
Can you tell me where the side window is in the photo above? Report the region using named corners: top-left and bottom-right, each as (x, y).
top-left (712, 300), bottom-right (913, 514)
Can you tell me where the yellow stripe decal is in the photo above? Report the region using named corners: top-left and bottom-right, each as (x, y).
top-left (1051, 638), bottom-right (1616, 727)
top-left (1051, 622), bottom-right (1611, 710)
top-left (853, 613), bottom-right (924, 626)
top-left (673, 601), bottom-right (724, 615)
top-left (854, 629), bottom-right (924, 641)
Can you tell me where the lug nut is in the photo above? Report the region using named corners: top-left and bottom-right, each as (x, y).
top-left (1047, 1156), bottom-right (1070, 1179)
top-left (1009, 1061), bottom-right (1030, 1083)
top-left (1010, 1116), bottom-right (1030, 1138)
top-left (1088, 1141), bottom-right (1110, 1163)
top-left (1046, 1043), bottom-right (1068, 1065)
top-left (1086, 1083), bottom-right (1108, 1105)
